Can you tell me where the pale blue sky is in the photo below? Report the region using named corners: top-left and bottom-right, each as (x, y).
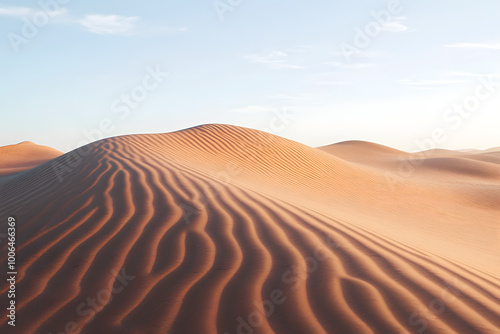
top-left (1, 0), bottom-right (499, 152)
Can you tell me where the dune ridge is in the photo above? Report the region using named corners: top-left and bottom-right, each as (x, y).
top-left (0, 124), bottom-right (499, 334)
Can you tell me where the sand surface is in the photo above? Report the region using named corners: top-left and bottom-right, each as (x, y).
top-left (0, 141), bottom-right (62, 176)
top-left (0, 124), bottom-right (498, 333)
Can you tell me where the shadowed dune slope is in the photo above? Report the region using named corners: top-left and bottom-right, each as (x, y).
top-left (0, 124), bottom-right (499, 334)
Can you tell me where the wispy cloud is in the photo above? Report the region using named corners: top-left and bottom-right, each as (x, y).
top-left (1, 5), bottom-right (183, 37)
top-left (381, 16), bottom-right (415, 33)
top-left (0, 6), bottom-right (33, 16)
top-left (245, 51), bottom-right (305, 69)
top-left (78, 15), bottom-right (140, 36)
top-left (382, 22), bottom-right (408, 32)
top-left (444, 42), bottom-right (500, 50)
top-left (0, 6), bottom-right (67, 17)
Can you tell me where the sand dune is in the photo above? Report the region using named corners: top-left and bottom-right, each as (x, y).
top-left (483, 147), bottom-right (500, 154)
top-left (0, 141), bottom-right (62, 177)
top-left (320, 141), bottom-right (500, 178)
top-left (0, 124), bottom-right (499, 334)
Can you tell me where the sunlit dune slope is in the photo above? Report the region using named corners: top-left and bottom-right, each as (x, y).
top-left (0, 124), bottom-right (498, 334)
top-left (0, 141), bottom-right (63, 176)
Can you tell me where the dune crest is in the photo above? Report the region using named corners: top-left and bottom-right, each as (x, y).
top-left (0, 124), bottom-right (499, 334)
top-left (0, 141), bottom-right (63, 176)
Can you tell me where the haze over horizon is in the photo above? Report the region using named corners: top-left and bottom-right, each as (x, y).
top-left (1, 0), bottom-right (499, 152)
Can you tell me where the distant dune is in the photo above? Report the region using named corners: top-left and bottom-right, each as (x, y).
top-left (483, 147), bottom-right (500, 155)
top-left (0, 141), bottom-right (62, 176)
top-left (0, 124), bottom-right (499, 334)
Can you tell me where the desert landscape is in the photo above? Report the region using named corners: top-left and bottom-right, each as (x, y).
top-left (0, 124), bottom-right (498, 334)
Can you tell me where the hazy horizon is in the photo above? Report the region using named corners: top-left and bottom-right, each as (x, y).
top-left (2, 122), bottom-right (500, 155)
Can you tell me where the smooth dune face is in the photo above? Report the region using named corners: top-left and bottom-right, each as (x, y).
top-left (0, 124), bottom-right (499, 334)
top-left (0, 141), bottom-right (63, 176)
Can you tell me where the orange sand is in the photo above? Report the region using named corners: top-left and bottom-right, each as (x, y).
top-left (0, 125), bottom-right (498, 333)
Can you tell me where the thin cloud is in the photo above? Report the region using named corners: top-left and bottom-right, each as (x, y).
top-left (1, 6), bottom-right (183, 37)
top-left (382, 22), bottom-right (409, 32)
top-left (444, 42), bottom-right (500, 50)
top-left (79, 15), bottom-right (140, 36)
top-left (381, 17), bottom-right (415, 33)
top-left (0, 6), bottom-right (33, 16)
top-left (0, 6), bottom-right (67, 17)
top-left (245, 51), bottom-right (305, 69)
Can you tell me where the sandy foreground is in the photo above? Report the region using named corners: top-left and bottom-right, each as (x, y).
top-left (0, 124), bottom-right (498, 334)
